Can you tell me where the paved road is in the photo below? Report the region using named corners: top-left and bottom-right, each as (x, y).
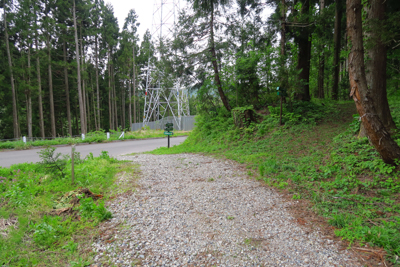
top-left (0, 136), bottom-right (187, 168)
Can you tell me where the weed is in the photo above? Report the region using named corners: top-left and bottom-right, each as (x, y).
top-left (0, 148), bottom-right (134, 265)
top-left (226, 216), bottom-right (234, 220)
top-left (292, 194), bottom-right (301, 200)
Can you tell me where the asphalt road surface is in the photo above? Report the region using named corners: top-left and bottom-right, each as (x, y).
top-left (0, 136), bottom-right (187, 168)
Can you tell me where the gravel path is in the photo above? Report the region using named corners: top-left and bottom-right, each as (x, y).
top-left (91, 154), bottom-right (361, 267)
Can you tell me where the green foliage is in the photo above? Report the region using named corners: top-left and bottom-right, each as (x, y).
top-left (38, 146), bottom-right (68, 177)
top-left (0, 149), bottom-right (130, 266)
top-left (32, 215), bottom-right (65, 247)
top-left (77, 197), bottom-right (112, 222)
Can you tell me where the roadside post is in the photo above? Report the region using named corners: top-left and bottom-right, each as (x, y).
top-left (276, 87), bottom-right (287, 125)
top-left (164, 122), bottom-right (174, 148)
top-left (71, 145), bottom-right (75, 185)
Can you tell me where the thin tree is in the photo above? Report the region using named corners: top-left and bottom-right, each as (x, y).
top-left (295, 0), bottom-right (311, 101)
top-left (34, 5), bottom-right (45, 138)
top-left (63, 41), bottom-right (72, 136)
top-left (332, 0), bottom-right (342, 100)
top-left (3, 0), bottom-right (19, 139)
top-left (347, 0), bottom-right (400, 165)
top-left (317, 0), bottom-right (325, 99)
top-left (73, 0), bottom-right (86, 134)
top-left (189, 0), bottom-right (232, 111)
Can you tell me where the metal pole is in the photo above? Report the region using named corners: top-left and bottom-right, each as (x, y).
top-left (168, 135), bottom-right (170, 148)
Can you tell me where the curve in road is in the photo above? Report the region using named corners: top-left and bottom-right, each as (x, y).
top-left (0, 136), bottom-right (187, 168)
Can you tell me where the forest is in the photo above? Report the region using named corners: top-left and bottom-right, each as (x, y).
top-left (2, 0), bottom-right (400, 264)
top-left (0, 0), bottom-right (400, 142)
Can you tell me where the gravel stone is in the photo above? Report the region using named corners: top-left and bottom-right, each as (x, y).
top-left (91, 154), bottom-right (361, 266)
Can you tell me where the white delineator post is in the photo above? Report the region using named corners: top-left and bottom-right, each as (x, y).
top-left (81, 133), bottom-right (85, 140)
top-left (22, 136), bottom-right (27, 143)
top-left (107, 132), bottom-right (110, 139)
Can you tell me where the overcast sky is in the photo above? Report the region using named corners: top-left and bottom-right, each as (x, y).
top-left (107, 0), bottom-right (273, 43)
top-left (106, 0), bottom-right (185, 42)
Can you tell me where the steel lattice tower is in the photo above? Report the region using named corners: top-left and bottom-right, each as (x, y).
top-left (143, 0), bottom-right (190, 130)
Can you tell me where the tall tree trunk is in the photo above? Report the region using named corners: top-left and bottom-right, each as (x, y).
top-left (317, 54), bottom-right (325, 98)
top-left (95, 35), bottom-right (100, 130)
top-left (113, 69), bottom-right (118, 129)
top-left (27, 46), bottom-right (32, 138)
top-left (4, 3), bottom-right (19, 139)
top-left (210, 5), bottom-right (231, 112)
top-left (332, 0), bottom-right (342, 100)
top-left (108, 49), bottom-right (113, 130)
top-left (47, 35), bottom-right (56, 137)
top-left (347, 0), bottom-right (400, 165)
top-left (34, 7), bottom-right (45, 138)
top-left (133, 45), bottom-right (137, 124)
top-left (280, 0), bottom-right (286, 56)
top-left (73, 0), bottom-right (86, 134)
top-left (86, 90), bottom-right (90, 132)
top-left (80, 32), bottom-right (87, 131)
top-left (63, 41), bottom-right (72, 136)
top-left (128, 74), bottom-right (132, 129)
top-left (364, 0), bottom-right (396, 131)
top-left (296, 0), bottom-right (311, 101)
top-left (317, 0), bottom-right (325, 98)
top-left (122, 82), bottom-right (125, 130)
top-left (92, 90), bottom-right (97, 132)
top-left (133, 48), bottom-right (137, 124)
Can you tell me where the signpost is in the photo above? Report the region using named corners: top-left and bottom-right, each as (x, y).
top-left (164, 122), bottom-right (174, 148)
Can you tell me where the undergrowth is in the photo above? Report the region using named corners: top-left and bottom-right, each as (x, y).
top-left (0, 149), bottom-right (137, 266)
top-left (151, 99), bottom-right (400, 265)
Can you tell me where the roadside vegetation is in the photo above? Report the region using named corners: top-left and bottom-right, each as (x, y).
top-left (152, 98), bottom-right (400, 265)
top-left (0, 149), bottom-right (138, 266)
top-left (0, 129), bottom-right (189, 150)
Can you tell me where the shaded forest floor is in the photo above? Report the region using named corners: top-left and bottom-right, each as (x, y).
top-left (152, 100), bottom-right (400, 266)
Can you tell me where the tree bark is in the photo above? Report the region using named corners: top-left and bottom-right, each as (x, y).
top-left (4, 2), bottom-right (19, 139)
top-left (86, 90), bottom-right (90, 132)
top-left (122, 81), bottom-right (125, 130)
top-left (210, 5), bottom-right (231, 111)
top-left (63, 41), bottom-right (72, 136)
top-left (95, 35), bottom-right (100, 130)
top-left (133, 45), bottom-right (137, 124)
top-left (113, 69), bottom-right (118, 129)
top-left (92, 90), bottom-right (97, 131)
top-left (27, 47), bottom-right (32, 138)
top-left (296, 0), bottom-right (311, 101)
top-left (108, 57), bottom-right (113, 130)
top-left (47, 35), bottom-right (56, 138)
top-left (73, 0), bottom-right (86, 134)
top-left (317, 0), bottom-right (325, 99)
top-left (128, 74), bottom-right (132, 129)
top-left (364, 0), bottom-right (396, 132)
top-left (280, 0), bottom-right (286, 56)
top-left (80, 29), bottom-right (87, 132)
top-left (34, 6), bottom-right (45, 138)
top-left (347, 0), bottom-right (400, 165)
top-left (332, 0), bottom-right (342, 100)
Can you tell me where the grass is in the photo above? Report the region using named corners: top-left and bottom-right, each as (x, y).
top-left (0, 129), bottom-right (190, 150)
top-left (151, 99), bottom-right (400, 265)
top-left (0, 149), bottom-right (139, 266)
